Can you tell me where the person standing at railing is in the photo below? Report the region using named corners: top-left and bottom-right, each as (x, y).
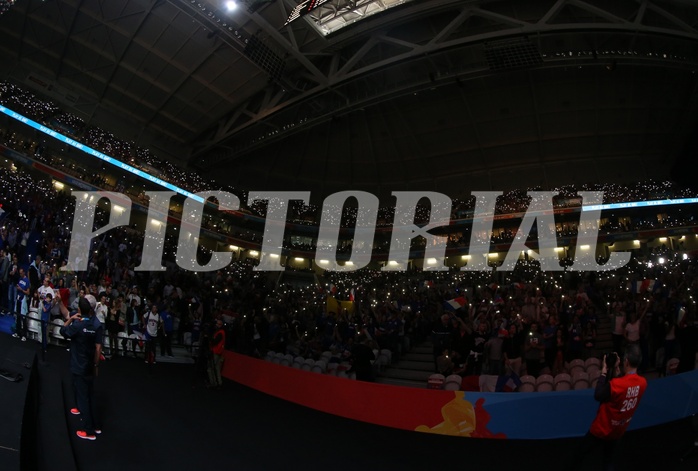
top-left (13, 267), bottom-right (29, 342)
top-left (0, 249), bottom-right (9, 311)
top-left (6, 253), bottom-right (18, 317)
top-left (143, 303), bottom-right (162, 364)
top-left (159, 303), bottom-right (174, 358)
top-left (207, 318), bottom-right (226, 388)
top-left (40, 292), bottom-right (54, 354)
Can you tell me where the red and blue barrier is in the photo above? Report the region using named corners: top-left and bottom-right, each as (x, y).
top-left (222, 351), bottom-right (698, 439)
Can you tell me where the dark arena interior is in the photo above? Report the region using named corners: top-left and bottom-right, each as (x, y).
top-left (2, 1), bottom-right (698, 470)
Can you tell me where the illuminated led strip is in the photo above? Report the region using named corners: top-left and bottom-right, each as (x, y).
top-left (582, 198), bottom-right (698, 212)
top-left (0, 104), bottom-right (204, 203)
top-left (3, 104), bottom-right (696, 213)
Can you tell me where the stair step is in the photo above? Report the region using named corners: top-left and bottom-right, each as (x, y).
top-left (413, 346), bottom-right (434, 354)
top-left (384, 367), bottom-right (434, 382)
top-left (376, 377), bottom-right (427, 389)
top-left (389, 361), bottom-right (435, 372)
top-left (403, 353), bottom-right (434, 362)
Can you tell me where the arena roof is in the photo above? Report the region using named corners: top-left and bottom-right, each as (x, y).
top-left (2, 0), bottom-right (698, 203)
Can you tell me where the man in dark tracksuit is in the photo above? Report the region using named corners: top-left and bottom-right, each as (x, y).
top-left (59, 294), bottom-right (103, 440)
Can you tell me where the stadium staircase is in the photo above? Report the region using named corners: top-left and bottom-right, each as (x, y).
top-left (374, 310), bottom-right (615, 390)
top-left (376, 341), bottom-right (435, 388)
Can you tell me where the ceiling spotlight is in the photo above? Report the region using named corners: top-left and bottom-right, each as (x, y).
top-left (225, 1), bottom-right (237, 11)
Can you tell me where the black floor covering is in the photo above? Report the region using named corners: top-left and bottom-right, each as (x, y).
top-left (2, 337), bottom-right (695, 471)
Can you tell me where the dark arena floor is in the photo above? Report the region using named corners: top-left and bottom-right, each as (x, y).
top-left (0, 334), bottom-right (696, 471)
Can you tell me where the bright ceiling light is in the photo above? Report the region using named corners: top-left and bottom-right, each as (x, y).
top-left (225, 1), bottom-right (237, 11)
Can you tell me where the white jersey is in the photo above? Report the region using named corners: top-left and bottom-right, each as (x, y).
top-left (95, 302), bottom-right (108, 324)
top-left (144, 312), bottom-right (161, 337)
top-left (37, 285), bottom-right (54, 301)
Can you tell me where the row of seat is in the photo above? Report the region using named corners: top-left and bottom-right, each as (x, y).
top-left (24, 312), bottom-right (66, 344)
top-left (428, 374), bottom-right (464, 391)
top-left (565, 358), bottom-right (601, 377)
top-left (427, 370), bottom-right (600, 392)
top-left (265, 351), bottom-right (358, 379)
top-left (519, 371), bottom-right (600, 392)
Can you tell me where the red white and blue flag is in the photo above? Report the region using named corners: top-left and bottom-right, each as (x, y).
top-left (444, 296), bottom-right (468, 311)
top-left (630, 279), bottom-right (660, 293)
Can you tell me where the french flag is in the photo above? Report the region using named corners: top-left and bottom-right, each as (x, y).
top-left (349, 288), bottom-right (355, 302)
top-left (444, 296), bottom-right (467, 311)
top-left (631, 279), bottom-right (658, 293)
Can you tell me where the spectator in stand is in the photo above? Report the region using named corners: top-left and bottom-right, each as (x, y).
top-left (503, 324), bottom-right (524, 377)
top-left (160, 303), bottom-right (174, 358)
top-left (524, 322), bottom-right (545, 377)
top-left (37, 276), bottom-right (53, 301)
top-left (67, 278), bottom-right (80, 309)
top-left (125, 298), bottom-right (142, 356)
top-left (610, 301), bottom-right (626, 356)
top-left (542, 316), bottom-right (558, 370)
top-left (450, 316), bottom-right (473, 372)
top-left (583, 322), bottom-right (597, 361)
top-left (106, 297), bottom-right (122, 357)
top-left (40, 292), bottom-right (54, 354)
top-left (7, 254), bottom-right (19, 316)
top-left (567, 315), bottom-right (584, 361)
top-left (126, 298), bottom-right (140, 334)
top-left (56, 278), bottom-right (70, 312)
top-left (207, 318), bottom-right (226, 388)
top-left (677, 310), bottom-right (698, 375)
top-left (143, 303), bottom-right (162, 364)
top-left (624, 300), bottom-right (649, 347)
top-left (13, 267), bottom-right (30, 341)
top-left (18, 227), bottom-right (30, 263)
top-left (28, 255), bottom-right (41, 295)
top-left (0, 249), bottom-right (9, 310)
top-left (94, 293), bottom-right (108, 330)
top-left (436, 348), bottom-right (455, 376)
top-left (483, 328), bottom-right (506, 375)
top-left (350, 334), bottom-right (376, 382)
top-left (521, 297), bottom-right (538, 325)
top-left (468, 321), bottom-right (489, 376)
top-left (127, 286), bottom-right (141, 309)
top-left (659, 314), bottom-right (677, 377)
top-left (553, 329), bottom-right (566, 375)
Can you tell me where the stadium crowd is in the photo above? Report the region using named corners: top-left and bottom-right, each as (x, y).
top-left (1, 81), bottom-right (697, 388)
top-left (0, 162), bottom-right (697, 388)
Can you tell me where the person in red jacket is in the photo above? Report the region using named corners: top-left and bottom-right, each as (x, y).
top-left (576, 344), bottom-right (647, 470)
top-left (208, 318), bottom-right (226, 389)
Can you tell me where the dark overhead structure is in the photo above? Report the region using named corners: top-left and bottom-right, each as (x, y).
top-left (1, 0), bottom-right (698, 203)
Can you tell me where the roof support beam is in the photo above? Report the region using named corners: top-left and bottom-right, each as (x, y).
top-left (193, 0), bottom-right (698, 163)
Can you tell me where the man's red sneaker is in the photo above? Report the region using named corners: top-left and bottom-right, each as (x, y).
top-left (76, 430), bottom-right (96, 441)
top-left (70, 408), bottom-right (80, 415)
